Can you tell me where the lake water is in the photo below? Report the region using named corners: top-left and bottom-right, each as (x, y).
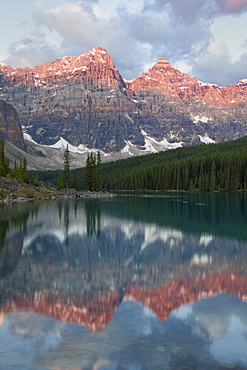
top-left (0, 193), bottom-right (247, 370)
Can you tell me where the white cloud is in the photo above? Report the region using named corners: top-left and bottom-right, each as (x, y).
top-left (215, 0), bottom-right (247, 15)
top-left (145, 0), bottom-right (247, 19)
top-left (211, 13), bottom-right (247, 61)
top-left (5, 38), bottom-right (61, 68)
top-left (30, 1), bottom-right (214, 80)
top-left (1, 0), bottom-right (247, 85)
top-left (193, 39), bottom-right (247, 85)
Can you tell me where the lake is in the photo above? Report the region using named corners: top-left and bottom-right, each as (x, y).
top-left (0, 193), bottom-right (247, 369)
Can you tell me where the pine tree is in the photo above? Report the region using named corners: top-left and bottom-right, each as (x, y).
top-left (31, 174), bottom-right (39, 187)
top-left (22, 157), bottom-right (29, 183)
top-left (57, 174), bottom-right (64, 190)
top-left (64, 144), bottom-right (70, 190)
top-left (0, 139), bottom-right (9, 176)
top-left (84, 151), bottom-right (102, 191)
top-left (72, 172), bottom-right (79, 191)
top-left (96, 151), bottom-right (102, 191)
top-left (89, 153), bottom-right (96, 191)
top-left (84, 154), bottom-right (91, 191)
top-left (209, 161), bottom-right (216, 191)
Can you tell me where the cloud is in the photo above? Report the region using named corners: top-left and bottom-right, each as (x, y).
top-left (143, 0), bottom-right (215, 25)
top-left (4, 38), bottom-right (60, 68)
top-left (192, 39), bottom-right (247, 85)
top-left (144, 0), bottom-right (247, 20)
top-left (2, 0), bottom-right (247, 85)
top-left (30, 1), bottom-right (213, 80)
top-left (33, 3), bottom-right (110, 53)
top-left (215, 0), bottom-right (247, 15)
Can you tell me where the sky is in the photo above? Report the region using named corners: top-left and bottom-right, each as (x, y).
top-left (1, 0), bottom-right (247, 86)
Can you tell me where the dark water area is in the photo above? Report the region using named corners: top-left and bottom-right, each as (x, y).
top-left (0, 193), bottom-right (247, 369)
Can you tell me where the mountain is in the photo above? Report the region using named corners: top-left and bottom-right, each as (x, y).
top-left (1, 47), bottom-right (247, 156)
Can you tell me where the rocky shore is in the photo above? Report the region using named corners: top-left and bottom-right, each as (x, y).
top-left (0, 176), bottom-right (115, 203)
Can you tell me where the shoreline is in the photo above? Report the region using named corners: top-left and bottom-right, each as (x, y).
top-left (0, 190), bottom-right (116, 203)
top-left (0, 176), bottom-right (116, 203)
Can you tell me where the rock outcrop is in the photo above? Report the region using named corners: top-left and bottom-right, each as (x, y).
top-left (0, 100), bottom-right (25, 149)
top-left (1, 47), bottom-right (247, 152)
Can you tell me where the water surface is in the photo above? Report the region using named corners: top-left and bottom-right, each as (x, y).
top-left (0, 193), bottom-right (247, 369)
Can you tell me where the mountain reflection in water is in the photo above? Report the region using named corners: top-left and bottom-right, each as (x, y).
top-left (0, 193), bottom-right (247, 369)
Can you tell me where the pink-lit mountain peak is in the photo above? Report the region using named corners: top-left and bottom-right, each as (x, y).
top-left (0, 47), bottom-right (115, 79)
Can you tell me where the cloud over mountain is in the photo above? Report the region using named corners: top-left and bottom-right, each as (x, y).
top-left (2, 0), bottom-right (247, 85)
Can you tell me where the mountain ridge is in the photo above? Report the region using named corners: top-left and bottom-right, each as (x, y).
top-left (1, 47), bottom-right (247, 157)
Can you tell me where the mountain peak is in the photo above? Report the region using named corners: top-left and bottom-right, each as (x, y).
top-left (156, 57), bottom-right (171, 65)
top-left (0, 46), bottom-right (121, 88)
top-left (84, 46), bottom-right (115, 69)
top-left (87, 47), bottom-right (108, 56)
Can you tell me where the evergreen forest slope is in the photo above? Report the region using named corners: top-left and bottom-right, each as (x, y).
top-left (30, 136), bottom-right (247, 192)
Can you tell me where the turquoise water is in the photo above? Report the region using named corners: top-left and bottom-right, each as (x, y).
top-left (0, 193), bottom-right (247, 369)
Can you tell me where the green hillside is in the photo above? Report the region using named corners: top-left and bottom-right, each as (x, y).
top-left (29, 136), bottom-right (247, 192)
top-left (100, 136), bottom-right (247, 191)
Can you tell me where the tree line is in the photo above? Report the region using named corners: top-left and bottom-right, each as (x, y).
top-left (0, 139), bottom-right (34, 184)
top-left (101, 135), bottom-right (247, 192)
top-left (29, 144), bottom-right (103, 192)
top-left (27, 135), bottom-right (247, 192)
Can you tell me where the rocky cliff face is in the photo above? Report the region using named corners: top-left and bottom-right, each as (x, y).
top-left (0, 47), bottom-right (247, 152)
top-left (0, 100), bottom-right (25, 149)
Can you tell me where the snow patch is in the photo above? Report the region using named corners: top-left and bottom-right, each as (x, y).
top-left (23, 132), bottom-right (37, 144)
top-left (23, 133), bottom-right (106, 156)
top-left (191, 114), bottom-right (212, 124)
top-left (199, 81), bottom-right (218, 87)
top-left (143, 75), bottom-right (158, 81)
top-left (121, 141), bottom-right (135, 156)
top-left (198, 134), bottom-right (215, 144)
top-left (23, 129), bottom-right (183, 160)
top-left (72, 66), bottom-right (88, 73)
top-left (124, 78), bottom-right (135, 83)
top-left (89, 47), bottom-right (107, 55)
top-left (141, 129), bottom-right (183, 152)
top-left (45, 137), bottom-right (105, 155)
top-left (238, 79), bottom-right (247, 84)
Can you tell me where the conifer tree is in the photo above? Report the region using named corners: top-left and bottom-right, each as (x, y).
top-left (89, 153), bottom-right (96, 191)
top-left (0, 140), bottom-right (6, 176)
top-left (96, 151), bottom-right (102, 191)
top-left (57, 174), bottom-right (63, 190)
top-left (64, 144), bottom-right (70, 190)
top-left (22, 157), bottom-right (29, 183)
top-left (84, 154), bottom-right (91, 191)
top-left (209, 161), bottom-right (216, 191)
top-left (84, 151), bottom-right (102, 191)
top-left (0, 139), bottom-right (9, 176)
top-left (31, 174), bottom-right (39, 187)
top-left (72, 172), bottom-right (79, 191)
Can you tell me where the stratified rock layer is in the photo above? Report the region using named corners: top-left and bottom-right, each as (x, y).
top-left (1, 47), bottom-right (247, 152)
top-left (0, 100), bottom-right (25, 149)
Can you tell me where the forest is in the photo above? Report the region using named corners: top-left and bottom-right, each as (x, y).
top-left (28, 135), bottom-right (247, 192)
